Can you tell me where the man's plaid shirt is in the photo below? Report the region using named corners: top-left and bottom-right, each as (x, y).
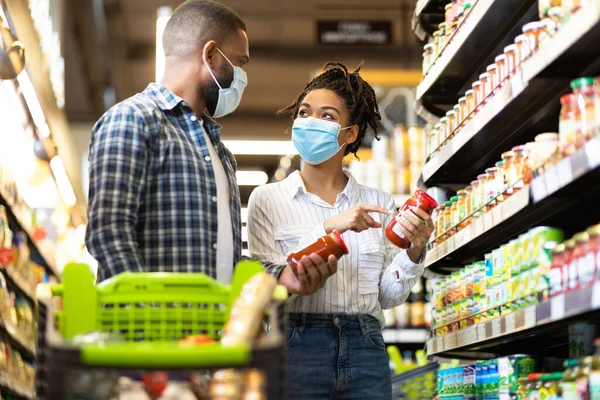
top-left (86, 84), bottom-right (242, 282)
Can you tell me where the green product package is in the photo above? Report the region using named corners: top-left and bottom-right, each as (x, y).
top-left (497, 355), bottom-right (536, 393)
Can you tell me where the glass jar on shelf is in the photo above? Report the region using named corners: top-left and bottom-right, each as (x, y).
top-left (465, 90), bottom-right (474, 119)
top-left (435, 204), bottom-right (446, 245)
top-left (460, 2), bottom-right (472, 24)
top-left (484, 167), bottom-right (499, 211)
top-left (585, 224), bottom-right (600, 284)
top-left (571, 77), bottom-right (596, 144)
top-left (456, 189), bottom-right (468, 230)
top-left (502, 151), bottom-right (517, 196)
top-left (495, 54), bottom-right (508, 86)
top-left (422, 44), bottom-right (435, 75)
top-left (468, 179), bottom-right (479, 218)
top-left (495, 160), bottom-right (506, 201)
top-left (472, 81), bottom-right (484, 110)
top-left (522, 21), bottom-right (546, 54)
top-left (504, 44), bottom-right (518, 78)
top-left (433, 30), bottom-right (442, 57)
top-left (448, 20), bottom-right (459, 42)
top-left (513, 145), bottom-right (532, 185)
top-left (487, 63), bottom-right (499, 94)
top-left (548, 7), bottom-right (563, 32)
top-left (533, 132), bottom-right (560, 172)
top-left (446, 110), bottom-right (457, 139)
top-left (476, 174), bottom-right (488, 215)
top-left (559, 93), bottom-right (577, 156)
top-left (458, 96), bottom-right (467, 126)
top-left (450, 196), bottom-right (460, 230)
top-left (438, 23), bottom-right (448, 52)
top-left (464, 185), bottom-right (473, 221)
top-left (454, 0), bottom-right (464, 23)
top-left (445, 3), bottom-right (454, 27)
top-left (479, 72), bottom-right (491, 104)
top-left (439, 116), bottom-right (449, 145)
top-left (515, 34), bottom-right (531, 65)
top-left (443, 200), bottom-right (454, 238)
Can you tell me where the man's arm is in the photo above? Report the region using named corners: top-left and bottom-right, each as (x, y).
top-left (85, 105), bottom-right (150, 280)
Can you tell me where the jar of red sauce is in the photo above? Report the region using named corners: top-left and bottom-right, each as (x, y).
top-left (549, 243), bottom-right (565, 297)
top-left (287, 231), bottom-right (348, 270)
top-left (487, 64), bottom-right (499, 94)
top-left (586, 224), bottom-right (600, 282)
top-left (571, 232), bottom-right (589, 291)
top-left (563, 239), bottom-right (576, 293)
top-left (386, 190), bottom-right (438, 249)
top-left (480, 73), bottom-right (491, 103)
top-left (579, 228), bottom-right (596, 288)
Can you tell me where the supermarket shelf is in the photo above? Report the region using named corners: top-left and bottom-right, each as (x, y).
top-left (415, 0), bottom-right (537, 119)
top-left (0, 189), bottom-right (58, 278)
top-left (425, 137), bottom-right (600, 274)
top-left (421, 5), bottom-right (600, 186)
top-left (427, 282), bottom-right (600, 359)
top-left (392, 362), bottom-right (439, 384)
top-left (411, 0), bottom-right (446, 40)
top-left (0, 318), bottom-right (35, 360)
top-left (0, 264), bottom-right (36, 303)
top-left (382, 328), bottom-right (429, 344)
top-left (0, 374), bottom-right (34, 400)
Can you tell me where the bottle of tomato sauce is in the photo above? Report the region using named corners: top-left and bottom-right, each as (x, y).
top-left (287, 231), bottom-right (349, 272)
top-left (386, 190), bottom-right (439, 249)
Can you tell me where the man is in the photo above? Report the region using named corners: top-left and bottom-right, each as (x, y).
top-left (86, 0), bottom-right (336, 295)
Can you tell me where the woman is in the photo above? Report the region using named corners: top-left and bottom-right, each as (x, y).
top-left (247, 63), bottom-right (434, 399)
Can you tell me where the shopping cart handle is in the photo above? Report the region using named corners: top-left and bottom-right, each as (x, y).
top-left (50, 284), bottom-right (64, 296)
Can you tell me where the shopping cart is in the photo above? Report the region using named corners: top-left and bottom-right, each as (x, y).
top-left (35, 261), bottom-right (287, 400)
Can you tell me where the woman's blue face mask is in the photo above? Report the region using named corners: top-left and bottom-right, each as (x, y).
top-left (291, 117), bottom-right (352, 165)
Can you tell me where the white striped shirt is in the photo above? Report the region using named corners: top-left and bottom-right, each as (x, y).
top-left (247, 171), bottom-right (424, 327)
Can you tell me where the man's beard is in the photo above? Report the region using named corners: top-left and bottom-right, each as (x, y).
top-left (205, 62), bottom-right (234, 116)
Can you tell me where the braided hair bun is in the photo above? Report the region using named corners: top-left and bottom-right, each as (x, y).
top-left (278, 62), bottom-right (381, 157)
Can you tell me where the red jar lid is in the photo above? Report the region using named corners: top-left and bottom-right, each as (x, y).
top-left (415, 189), bottom-right (439, 209)
top-left (560, 93), bottom-right (575, 104)
top-left (332, 230), bottom-right (349, 255)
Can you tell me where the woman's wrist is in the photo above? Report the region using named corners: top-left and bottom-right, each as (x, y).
top-left (406, 246), bottom-right (425, 264)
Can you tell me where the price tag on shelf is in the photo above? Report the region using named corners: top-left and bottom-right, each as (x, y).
top-left (492, 318), bottom-right (502, 337)
top-left (551, 294), bottom-right (565, 321)
top-left (592, 282), bottom-right (600, 309)
top-left (463, 226), bottom-right (473, 244)
top-left (455, 230), bottom-right (466, 249)
top-left (474, 218), bottom-right (484, 237)
top-left (492, 206), bottom-right (503, 225)
top-left (531, 176), bottom-right (547, 203)
top-left (571, 149), bottom-right (589, 180)
top-left (483, 212), bottom-right (494, 231)
top-left (428, 338), bottom-right (438, 353)
top-left (525, 306), bottom-right (536, 328)
top-left (505, 313), bottom-right (516, 333)
top-left (586, 138), bottom-right (600, 168)
top-left (477, 323), bottom-right (486, 342)
top-left (510, 70), bottom-right (526, 98)
top-left (463, 326), bottom-right (477, 345)
top-left (557, 159), bottom-right (573, 187)
top-left (545, 167), bottom-right (561, 195)
top-left (445, 332), bottom-right (458, 349)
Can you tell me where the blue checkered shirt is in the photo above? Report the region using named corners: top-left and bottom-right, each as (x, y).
top-left (86, 84), bottom-right (242, 282)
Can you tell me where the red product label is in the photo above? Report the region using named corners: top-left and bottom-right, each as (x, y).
top-left (0, 248), bottom-right (13, 266)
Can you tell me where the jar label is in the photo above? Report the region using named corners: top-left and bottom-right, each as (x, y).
top-left (548, 268), bottom-right (562, 296)
top-left (562, 264), bottom-right (570, 292)
top-left (559, 119), bottom-right (576, 149)
top-left (391, 222), bottom-right (405, 239)
top-left (569, 261), bottom-right (578, 290)
top-left (579, 253), bottom-right (595, 286)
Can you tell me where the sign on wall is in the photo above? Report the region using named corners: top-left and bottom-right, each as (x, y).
top-left (317, 20), bottom-right (393, 45)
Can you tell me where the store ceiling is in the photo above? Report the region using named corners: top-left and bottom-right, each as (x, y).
top-left (63, 0), bottom-right (422, 204)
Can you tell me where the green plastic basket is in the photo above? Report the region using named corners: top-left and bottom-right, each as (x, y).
top-left (49, 260), bottom-right (275, 368)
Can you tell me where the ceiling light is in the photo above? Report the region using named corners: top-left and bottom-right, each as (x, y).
top-left (155, 6), bottom-right (172, 83)
top-left (236, 170), bottom-right (268, 186)
top-left (279, 156), bottom-right (292, 169)
top-left (223, 140), bottom-right (298, 156)
top-left (16, 72), bottom-right (50, 137)
top-left (50, 156), bottom-right (76, 206)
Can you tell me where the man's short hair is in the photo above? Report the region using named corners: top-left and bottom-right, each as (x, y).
top-left (163, 0), bottom-right (246, 59)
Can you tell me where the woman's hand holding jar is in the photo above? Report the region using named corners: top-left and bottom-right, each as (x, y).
top-left (393, 207), bottom-right (435, 263)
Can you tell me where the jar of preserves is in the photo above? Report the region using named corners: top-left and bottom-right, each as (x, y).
top-left (460, 1), bottom-right (471, 23)
top-left (469, 179), bottom-right (479, 216)
top-left (422, 43), bottom-right (435, 75)
top-left (435, 204), bottom-right (446, 244)
top-left (386, 190), bottom-right (438, 249)
top-left (484, 167), bottom-right (499, 210)
top-left (486, 63), bottom-right (499, 94)
top-left (495, 160), bottom-right (506, 200)
top-left (532, 132), bottom-right (560, 171)
top-left (446, 110), bottom-right (456, 138)
top-left (439, 116), bottom-right (449, 145)
top-left (472, 81), bottom-right (483, 110)
top-left (465, 89), bottom-right (474, 118)
top-left (571, 77), bottom-right (596, 144)
top-left (464, 185), bottom-right (474, 220)
top-left (457, 189), bottom-right (468, 230)
top-left (445, 3), bottom-right (454, 27)
top-left (449, 20), bottom-right (459, 41)
top-left (458, 96), bottom-right (467, 124)
top-left (427, 128), bottom-right (436, 159)
top-left (559, 93), bottom-right (577, 156)
top-left (495, 54), bottom-right (508, 86)
top-left (476, 173), bottom-right (488, 213)
top-left (432, 123), bottom-right (442, 153)
top-left (548, 7), bottom-right (563, 31)
top-left (512, 145), bottom-right (529, 186)
top-left (504, 44), bottom-right (518, 77)
top-left (515, 34), bottom-right (531, 65)
top-left (549, 243), bottom-right (566, 297)
top-left (454, 104), bottom-right (462, 130)
top-left (522, 21), bottom-right (546, 54)
top-left (450, 195), bottom-right (460, 228)
top-left (539, 0), bottom-right (562, 20)
top-left (432, 30), bottom-right (442, 57)
top-left (569, 232), bottom-right (589, 291)
top-left (443, 201), bottom-right (453, 237)
top-left (563, 239), bottom-right (576, 294)
top-left (479, 72), bottom-right (491, 102)
top-left (288, 231), bottom-right (348, 270)
top-left (454, 0), bottom-right (464, 22)
top-left (438, 23), bottom-right (447, 51)
top-left (586, 224), bottom-right (600, 282)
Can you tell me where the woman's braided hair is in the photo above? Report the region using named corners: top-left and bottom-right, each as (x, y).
top-left (278, 62), bottom-right (381, 157)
